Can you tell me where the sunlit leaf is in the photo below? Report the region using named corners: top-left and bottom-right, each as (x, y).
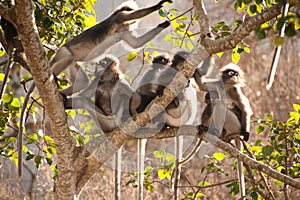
top-left (231, 51), bottom-right (240, 64)
top-left (186, 41), bottom-right (194, 51)
top-left (244, 46), bottom-right (250, 53)
top-left (157, 169), bottom-right (168, 180)
top-left (11, 98), bottom-right (21, 108)
top-left (153, 150), bottom-right (166, 158)
top-left (213, 152), bottom-right (225, 161)
top-left (127, 52), bottom-right (138, 62)
top-left (2, 93), bottom-right (13, 103)
top-left (164, 34), bottom-right (173, 42)
top-left (217, 52), bottom-right (224, 57)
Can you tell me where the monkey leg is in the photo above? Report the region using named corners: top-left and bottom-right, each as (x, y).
top-left (223, 109), bottom-right (241, 135)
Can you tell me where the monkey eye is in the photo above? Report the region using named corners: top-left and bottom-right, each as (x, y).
top-left (228, 71), bottom-right (235, 76)
top-left (227, 70), bottom-right (239, 78)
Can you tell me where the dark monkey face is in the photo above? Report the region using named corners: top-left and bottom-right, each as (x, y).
top-left (222, 69), bottom-right (240, 84)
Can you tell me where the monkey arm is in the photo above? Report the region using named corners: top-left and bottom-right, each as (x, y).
top-left (120, 0), bottom-right (172, 21)
top-left (122, 21), bottom-right (170, 48)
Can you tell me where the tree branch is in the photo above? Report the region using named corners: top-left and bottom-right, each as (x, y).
top-left (202, 4), bottom-right (282, 54)
top-left (14, 1), bottom-right (76, 199)
top-left (201, 133), bottom-right (300, 189)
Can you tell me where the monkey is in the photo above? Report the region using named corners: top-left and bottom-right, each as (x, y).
top-left (134, 54), bottom-right (171, 113)
top-left (198, 63), bottom-right (253, 141)
top-left (64, 55), bottom-right (141, 133)
top-left (49, 0), bottom-right (172, 96)
top-left (132, 51), bottom-right (197, 129)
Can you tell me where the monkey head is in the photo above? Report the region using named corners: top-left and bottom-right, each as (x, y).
top-left (170, 51), bottom-right (189, 71)
top-left (152, 54), bottom-right (171, 70)
top-left (220, 63), bottom-right (245, 87)
top-left (97, 56), bottom-right (122, 82)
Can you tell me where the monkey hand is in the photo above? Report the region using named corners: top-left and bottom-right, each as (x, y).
top-left (157, 21), bottom-right (170, 29)
top-left (241, 131), bottom-right (250, 142)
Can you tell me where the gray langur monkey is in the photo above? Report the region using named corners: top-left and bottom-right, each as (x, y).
top-left (133, 51), bottom-right (197, 128)
top-left (50, 0), bottom-right (173, 96)
top-left (64, 56), bottom-right (141, 133)
top-left (198, 63), bottom-right (253, 141)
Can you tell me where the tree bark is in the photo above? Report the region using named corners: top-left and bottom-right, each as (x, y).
top-left (14, 1), bottom-right (76, 199)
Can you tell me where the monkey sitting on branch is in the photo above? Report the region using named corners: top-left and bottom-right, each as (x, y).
top-left (64, 55), bottom-right (142, 133)
top-left (50, 0), bottom-right (173, 96)
top-left (132, 51), bottom-right (198, 130)
top-left (198, 63), bottom-right (253, 141)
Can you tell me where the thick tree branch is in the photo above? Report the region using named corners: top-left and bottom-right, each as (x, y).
top-left (193, 0), bottom-right (211, 40)
top-left (14, 1), bottom-right (76, 199)
top-left (201, 4), bottom-right (282, 54)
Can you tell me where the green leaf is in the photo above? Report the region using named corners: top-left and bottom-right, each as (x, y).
top-left (250, 191), bottom-right (258, 200)
top-left (217, 52), bottom-right (224, 57)
top-left (127, 52), bottom-right (138, 62)
top-left (0, 73), bottom-right (10, 82)
top-left (262, 145), bottom-right (274, 157)
top-left (28, 133), bottom-right (38, 142)
top-left (244, 46), bottom-right (250, 53)
top-left (186, 41), bottom-right (194, 51)
top-left (26, 154), bottom-right (35, 161)
top-left (153, 150), bottom-right (166, 158)
top-left (285, 23), bottom-right (297, 37)
top-left (164, 34), bottom-right (173, 42)
top-left (265, 114), bottom-right (274, 122)
top-left (274, 36), bottom-right (285, 46)
top-left (231, 51), bottom-right (240, 64)
top-left (34, 155), bottom-right (42, 168)
top-left (255, 28), bottom-right (266, 39)
top-left (248, 5), bottom-right (257, 16)
top-left (158, 8), bottom-right (169, 17)
top-left (213, 152), bottom-right (225, 161)
top-left (293, 104), bottom-right (300, 112)
top-left (11, 98), bottom-right (20, 108)
top-left (157, 169), bottom-right (169, 180)
top-left (45, 157), bottom-right (53, 165)
top-left (274, 179), bottom-right (284, 186)
top-left (166, 154), bottom-right (175, 163)
top-left (2, 93), bottom-right (13, 103)
top-left (45, 135), bottom-right (55, 144)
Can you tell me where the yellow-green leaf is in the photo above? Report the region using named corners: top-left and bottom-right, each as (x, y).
top-left (158, 169), bottom-right (168, 180)
top-left (127, 52), bottom-right (138, 62)
top-left (2, 93), bottom-right (13, 103)
top-left (217, 52), bottom-right (224, 57)
top-left (11, 98), bottom-right (20, 108)
top-left (187, 41), bottom-right (194, 51)
top-left (213, 152), bottom-right (225, 161)
top-left (164, 34), bottom-right (173, 42)
top-left (231, 52), bottom-right (240, 64)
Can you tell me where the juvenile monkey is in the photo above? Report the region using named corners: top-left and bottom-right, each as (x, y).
top-left (50, 0), bottom-right (172, 96)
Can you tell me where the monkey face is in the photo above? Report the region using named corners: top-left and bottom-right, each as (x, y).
top-left (222, 69), bottom-right (240, 85)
